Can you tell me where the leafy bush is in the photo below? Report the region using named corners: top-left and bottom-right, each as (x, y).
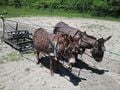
top-left (14, 0), bottom-right (21, 8)
top-left (0, 0), bottom-right (9, 6)
top-left (109, 0), bottom-right (120, 17)
top-left (0, 0), bottom-right (119, 17)
top-left (76, 0), bottom-right (92, 12)
top-left (91, 0), bottom-right (110, 16)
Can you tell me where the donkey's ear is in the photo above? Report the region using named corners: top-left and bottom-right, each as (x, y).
top-left (104, 36), bottom-right (112, 42)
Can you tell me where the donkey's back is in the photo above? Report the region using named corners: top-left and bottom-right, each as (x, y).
top-left (33, 28), bottom-right (55, 54)
top-left (54, 22), bottom-right (81, 36)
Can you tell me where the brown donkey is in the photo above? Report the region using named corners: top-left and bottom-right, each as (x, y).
top-left (33, 28), bottom-right (78, 75)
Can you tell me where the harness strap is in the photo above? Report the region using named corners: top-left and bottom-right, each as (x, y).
top-left (47, 38), bottom-right (67, 60)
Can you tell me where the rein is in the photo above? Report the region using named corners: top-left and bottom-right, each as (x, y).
top-left (72, 30), bottom-right (94, 48)
top-left (78, 36), bottom-right (94, 58)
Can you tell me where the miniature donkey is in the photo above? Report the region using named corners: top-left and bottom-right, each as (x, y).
top-left (53, 22), bottom-right (112, 63)
top-left (33, 28), bottom-right (79, 75)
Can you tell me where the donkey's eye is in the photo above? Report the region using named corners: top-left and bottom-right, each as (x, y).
top-left (93, 46), bottom-right (98, 51)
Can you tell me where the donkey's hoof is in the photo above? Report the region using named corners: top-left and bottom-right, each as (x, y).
top-left (36, 61), bottom-right (40, 64)
top-left (50, 71), bottom-right (54, 76)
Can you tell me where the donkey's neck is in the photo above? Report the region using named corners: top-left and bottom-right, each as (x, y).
top-left (87, 36), bottom-right (96, 45)
top-left (82, 35), bottom-right (97, 48)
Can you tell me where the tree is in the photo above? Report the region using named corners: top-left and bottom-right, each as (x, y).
top-left (0, 0), bottom-right (8, 6)
top-left (91, 0), bottom-right (110, 16)
top-left (109, 0), bottom-right (120, 17)
top-left (14, 0), bottom-right (21, 8)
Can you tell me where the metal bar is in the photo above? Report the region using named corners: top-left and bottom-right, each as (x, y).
top-left (17, 40), bottom-right (33, 45)
top-left (4, 39), bottom-right (21, 51)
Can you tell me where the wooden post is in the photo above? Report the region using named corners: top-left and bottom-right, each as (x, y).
top-left (0, 15), bottom-right (5, 42)
top-left (16, 22), bottom-right (18, 31)
top-left (0, 11), bottom-right (7, 43)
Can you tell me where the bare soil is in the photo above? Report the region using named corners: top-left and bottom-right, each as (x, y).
top-left (0, 17), bottom-right (120, 90)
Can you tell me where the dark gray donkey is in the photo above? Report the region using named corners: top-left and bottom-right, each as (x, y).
top-left (79, 31), bottom-right (112, 62)
top-left (53, 22), bottom-right (112, 64)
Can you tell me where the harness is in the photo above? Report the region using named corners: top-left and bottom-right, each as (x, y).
top-left (47, 38), bottom-right (68, 60)
top-left (74, 32), bottom-right (97, 58)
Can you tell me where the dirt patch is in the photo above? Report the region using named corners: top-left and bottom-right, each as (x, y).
top-left (0, 17), bottom-right (120, 90)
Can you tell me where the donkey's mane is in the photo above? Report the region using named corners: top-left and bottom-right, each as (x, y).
top-left (86, 34), bottom-right (96, 40)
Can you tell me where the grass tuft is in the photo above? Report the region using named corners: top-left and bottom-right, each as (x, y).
top-left (0, 51), bottom-right (21, 64)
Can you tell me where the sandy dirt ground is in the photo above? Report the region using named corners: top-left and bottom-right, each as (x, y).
top-left (0, 17), bottom-right (120, 90)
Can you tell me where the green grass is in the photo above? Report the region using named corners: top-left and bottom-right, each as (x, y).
top-left (0, 51), bottom-right (21, 64)
top-left (0, 6), bottom-right (86, 17)
top-left (0, 6), bottom-right (120, 22)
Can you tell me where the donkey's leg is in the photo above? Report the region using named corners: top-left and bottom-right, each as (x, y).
top-left (68, 63), bottom-right (72, 72)
top-left (81, 48), bottom-right (85, 58)
top-left (36, 51), bottom-right (41, 64)
top-left (49, 55), bottom-right (54, 75)
top-left (53, 41), bottom-right (58, 61)
top-left (75, 53), bottom-right (78, 60)
top-left (82, 48), bottom-right (85, 54)
top-left (54, 58), bottom-right (60, 73)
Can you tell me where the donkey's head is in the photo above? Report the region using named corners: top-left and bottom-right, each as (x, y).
top-left (91, 36), bottom-right (112, 62)
top-left (64, 35), bottom-right (79, 68)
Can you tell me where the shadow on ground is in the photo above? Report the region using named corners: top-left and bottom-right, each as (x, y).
top-left (37, 57), bottom-right (108, 86)
top-left (75, 58), bottom-right (109, 74)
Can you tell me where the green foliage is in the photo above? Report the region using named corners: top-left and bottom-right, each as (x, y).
top-left (0, 0), bottom-right (8, 6)
top-left (0, 0), bottom-right (119, 17)
top-left (76, 0), bottom-right (92, 12)
top-left (91, 0), bottom-right (111, 16)
top-left (32, 0), bottom-right (53, 9)
top-left (92, 0), bottom-right (109, 9)
top-left (0, 6), bottom-right (120, 22)
top-left (14, 0), bottom-right (21, 8)
top-left (109, 0), bottom-right (120, 17)
top-left (0, 51), bottom-right (21, 64)
top-left (9, 0), bottom-right (14, 6)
